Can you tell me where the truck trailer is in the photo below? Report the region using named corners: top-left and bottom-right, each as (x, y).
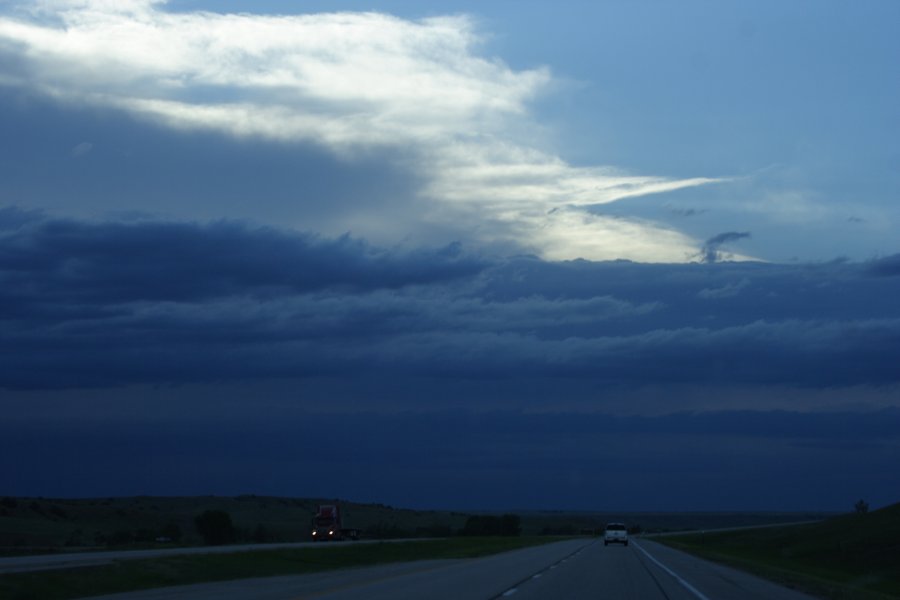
top-left (311, 504), bottom-right (360, 541)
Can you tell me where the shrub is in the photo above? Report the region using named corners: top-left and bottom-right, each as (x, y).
top-left (462, 514), bottom-right (521, 536)
top-left (194, 510), bottom-right (236, 545)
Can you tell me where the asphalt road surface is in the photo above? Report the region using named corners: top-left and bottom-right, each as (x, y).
top-left (71, 538), bottom-right (817, 600)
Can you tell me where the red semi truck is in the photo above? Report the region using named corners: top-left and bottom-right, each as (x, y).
top-left (311, 504), bottom-right (360, 541)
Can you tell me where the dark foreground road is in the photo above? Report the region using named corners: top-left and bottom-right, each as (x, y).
top-left (73, 538), bottom-right (816, 600)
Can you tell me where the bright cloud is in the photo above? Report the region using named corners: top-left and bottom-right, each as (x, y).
top-left (0, 0), bottom-right (722, 261)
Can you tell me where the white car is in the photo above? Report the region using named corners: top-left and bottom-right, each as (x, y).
top-left (604, 522), bottom-right (628, 546)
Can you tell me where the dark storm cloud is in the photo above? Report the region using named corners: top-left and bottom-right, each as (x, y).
top-left (0, 205), bottom-right (44, 230)
top-left (2, 211), bottom-right (900, 390)
top-left (700, 231), bottom-right (751, 263)
top-left (4, 408), bottom-right (898, 508)
top-left (0, 208), bottom-right (484, 304)
top-left (867, 253), bottom-right (900, 277)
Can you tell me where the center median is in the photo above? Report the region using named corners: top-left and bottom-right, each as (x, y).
top-left (0, 537), bottom-right (570, 600)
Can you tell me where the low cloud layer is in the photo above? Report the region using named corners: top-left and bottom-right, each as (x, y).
top-left (3, 210), bottom-right (899, 391)
top-left (0, 208), bottom-right (483, 302)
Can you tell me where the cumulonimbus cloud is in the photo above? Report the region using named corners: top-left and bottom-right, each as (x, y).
top-left (0, 0), bottom-right (723, 261)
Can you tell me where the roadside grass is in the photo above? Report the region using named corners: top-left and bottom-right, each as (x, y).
top-left (656, 502), bottom-right (900, 600)
top-left (0, 536), bottom-right (560, 600)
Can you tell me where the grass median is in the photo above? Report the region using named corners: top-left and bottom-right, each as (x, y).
top-left (1, 536), bottom-right (562, 600)
top-left (656, 502), bottom-right (900, 600)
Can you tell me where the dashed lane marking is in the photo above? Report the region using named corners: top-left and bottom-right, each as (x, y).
top-left (488, 539), bottom-right (596, 600)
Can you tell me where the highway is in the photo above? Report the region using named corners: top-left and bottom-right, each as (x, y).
top-left (67, 538), bottom-right (816, 600)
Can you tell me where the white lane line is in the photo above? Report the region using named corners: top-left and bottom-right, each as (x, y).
top-left (632, 541), bottom-right (712, 600)
top-left (490, 540), bottom-right (594, 600)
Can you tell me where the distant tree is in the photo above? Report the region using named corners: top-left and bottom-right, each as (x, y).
top-left (195, 510), bottom-right (236, 545)
top-left (462, 514), bottom-right (521, 536)
top-left (854, 499), bottom-right (869, 514)
top-left (461, 515), bottom-right (489, 536)
top-left (541, 525), bottom-right (577, 536)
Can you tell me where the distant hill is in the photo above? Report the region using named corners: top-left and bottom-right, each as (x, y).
top-left (0, 496), bottom-right (469, 550)
top-left (0, 495), bottom-right (835, 552)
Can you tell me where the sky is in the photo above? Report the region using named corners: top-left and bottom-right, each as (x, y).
top-left (1, 0), bottom-right (899, 512)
